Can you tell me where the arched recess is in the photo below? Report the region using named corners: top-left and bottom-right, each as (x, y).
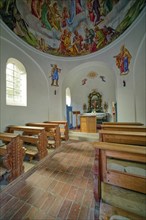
top-left (65, 87), bottom-right (73, 128)
top-left (66, 87), bottom-right (71, 106)
top-left (62, 61), bottom-right (116, 121)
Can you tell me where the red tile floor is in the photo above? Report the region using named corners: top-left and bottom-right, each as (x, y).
top-left (0, 141), bottom-right (97, 220)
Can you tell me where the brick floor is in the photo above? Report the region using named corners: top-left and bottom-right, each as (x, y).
top-left (0, 141), bottom-right (96, 220)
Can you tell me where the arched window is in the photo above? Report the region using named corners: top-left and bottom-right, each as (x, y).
top-left (66, 87), bottom-right (71, 106)
top-left (6, 58), bottom-right (27, 106)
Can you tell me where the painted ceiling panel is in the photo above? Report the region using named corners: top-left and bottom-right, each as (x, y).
top-left (0, 0), bottom-right (145, 57)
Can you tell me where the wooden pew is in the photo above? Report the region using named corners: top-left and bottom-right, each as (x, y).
top-left (101, 124), bottom-right (146, 132)
top-left (102, 122), bottom-right (144, 126)
top-left (25, 122), bottom-right (61, 148)
top-left (99, 130), bottom-right (146, 146)
top-left (5, 125), bottom-right (48, 161)
top-left (44, 121), bottom-right (69, 141)
top-left (0, 133), bottom-right (25, 182)
top-left (93, 141), bottom-right (146, 219)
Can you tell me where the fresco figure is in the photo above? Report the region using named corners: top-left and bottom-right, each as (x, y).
top-left (67, 0), bottom-right (75, 25)
top-left (58, 29), bottom-right (75, 55)
top-left (50, 64), bottom-right (61, 86)
top-left (76, 0), bottom-right (82, 14)
top-left (58, 29), bottom-right (68, 54)
top-left (102, 25), bottom-right (118, 43)
top-left (87, 0), bottom-right (95, 22)
top-left (95, 25), bottom-right (106, 49)
top-left (92, 0), bottom-right (101, 24)
top-left (63, 30), bottom-right (72, 54)
top-left (50, 2), bottom-right (62, 31)
top-left (114, 45), bottom-right (132, 75)
top-left (73, 30), bottom-right (84, 53)
top-left (84, 27), bottom-right (95, 51)
top-left (41, 0), bottom-right (52, 30)
top-left (62, 6), bottom-right (69, 28)
top-left (31, 0), bottom-right (43, 19)
top-left (4, 0), bottom-right (14, 14)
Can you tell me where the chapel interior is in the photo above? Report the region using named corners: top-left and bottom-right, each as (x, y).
top-left (0, 0), bottom-right (146, 220)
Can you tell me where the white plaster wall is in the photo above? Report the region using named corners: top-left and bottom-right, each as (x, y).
top-left (115, 8), bottom-right (146, 123)
top-left (134, 34), bottom-right (146, 125)
top-left (0, 35), bottom-right (49, 132)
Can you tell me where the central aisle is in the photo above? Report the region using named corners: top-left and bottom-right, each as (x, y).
top-left (0, 141), bottom-right (96, 220)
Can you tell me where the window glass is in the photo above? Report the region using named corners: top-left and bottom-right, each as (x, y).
top-left (66, 87), bottom-right (71, 106)
top-left (6, 58), bottom-right (27, 106)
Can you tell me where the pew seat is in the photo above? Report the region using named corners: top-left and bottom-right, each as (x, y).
top-left (99, 202), bottom-right (146, 220)
top-left (23, 144), bottom-right (38, 162)
top-left (0, 166), bottom-right (7, 180)
top-left (48, 139), bottom-right (55, 148)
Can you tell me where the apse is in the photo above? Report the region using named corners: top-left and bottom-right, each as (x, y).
top-left (0, 0), bottom-right (145, 57)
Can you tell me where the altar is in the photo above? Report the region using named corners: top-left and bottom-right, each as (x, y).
top-left (80, 113), bottom-right (108, 133)
top-left (80, 90), bottom-right (109, 133)
top-left (80, 115), bottom-right (97, 133)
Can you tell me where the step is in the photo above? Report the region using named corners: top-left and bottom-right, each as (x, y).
top-left (69, 131), bottom-right (99, 142)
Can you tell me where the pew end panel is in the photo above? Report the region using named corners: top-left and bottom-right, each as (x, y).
top-left (100, 146), bottom-right (146, 194)
top-left (0, 133), bottom-right (25, 182)
top-left (93, 142), bottom-right (146, 219)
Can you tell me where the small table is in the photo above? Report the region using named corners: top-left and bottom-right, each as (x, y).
top-left (73, 111), bottom-right (80, 129)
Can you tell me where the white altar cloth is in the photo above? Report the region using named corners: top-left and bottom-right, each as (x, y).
top-left (81, 112), bottom-right (107, 119)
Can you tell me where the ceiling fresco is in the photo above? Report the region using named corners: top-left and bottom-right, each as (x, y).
top-left (0, 0), bottom-right (145, 57)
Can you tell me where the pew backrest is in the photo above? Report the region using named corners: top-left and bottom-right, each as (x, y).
top-left (0, 133), bottom-right (25, 182)
top-left (98, 130), bottom-right (146, 146)
top-left (26, 122), bottom-right (61, 148)
top-left (102, 122), bottom-right (144, 126)
top-left (101, 125), bottom-right (146, 132)
top-left (93, 141), bottom-right (146, 193)
top-left (44, 121), bottom-right (69, 141)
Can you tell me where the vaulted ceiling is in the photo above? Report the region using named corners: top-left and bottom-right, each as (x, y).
top-left (0, 0), bottom-right (145, 57)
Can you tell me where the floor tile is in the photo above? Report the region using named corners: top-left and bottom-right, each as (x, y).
top-left (0, 141), bottom-right (96, 220)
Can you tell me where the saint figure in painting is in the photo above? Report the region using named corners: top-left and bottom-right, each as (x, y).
top-left (50, 64), bottom-right (61, 86)
top-left (114, 45), bottom-right (132, 75)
